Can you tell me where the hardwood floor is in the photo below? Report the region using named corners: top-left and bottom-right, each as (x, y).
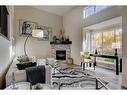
top-left (52, 62), bottom-right (123, 89)
top-left (84, 66), bottom-right (123, 89)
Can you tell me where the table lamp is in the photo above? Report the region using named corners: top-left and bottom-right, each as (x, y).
top-left (112, 42), bottom-right (121, 56)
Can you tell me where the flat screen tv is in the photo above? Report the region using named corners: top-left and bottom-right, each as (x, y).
top-left (0, 6), bottom-right (9, 39)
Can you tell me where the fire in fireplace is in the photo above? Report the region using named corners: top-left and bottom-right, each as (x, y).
top-left (56, 50), bottom-right (66, 60)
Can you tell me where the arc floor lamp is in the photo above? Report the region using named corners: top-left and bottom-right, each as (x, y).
top-left (24, 29), bottom-right (44, 56)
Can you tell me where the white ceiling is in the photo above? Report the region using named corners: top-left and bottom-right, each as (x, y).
top-left (33, 6), bottom-right (75, 16)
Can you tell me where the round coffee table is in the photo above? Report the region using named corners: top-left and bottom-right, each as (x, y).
top-left (5, 82), bottom-right (31, 90)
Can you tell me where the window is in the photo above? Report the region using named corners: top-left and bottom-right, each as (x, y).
top-left (91, 27), bottom-right (122, 56)
top-left (115, 28), bottom-right (122, 55)
top-left (83, 27), bottom-right (122, 63)
top-left (92, 32), bottom-right (103, 54)
top-left (84, 6), bottom-right (108, 18)
top-left (85, 6), bottom-right (94, 17)
top-left (95, 6), bottom-right (107, 13)
top-left (103, 30), bottom-right (115, 55)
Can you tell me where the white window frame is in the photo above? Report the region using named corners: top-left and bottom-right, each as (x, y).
top-left (91, 27), bottom-right (122, 55)
top-left (84, 5), bottom-right (109, 18)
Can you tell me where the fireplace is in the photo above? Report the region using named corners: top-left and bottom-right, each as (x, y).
top-left (56, 50), bottom-right (66, 60)
top-left (51, 44), bottom-right (71, 60)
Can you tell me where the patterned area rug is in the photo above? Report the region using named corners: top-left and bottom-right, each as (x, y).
top-left (52, 68), bottom-right (108, 90)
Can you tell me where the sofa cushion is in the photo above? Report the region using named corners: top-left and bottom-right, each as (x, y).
top-left (16, 62), bottom-right (37, 70)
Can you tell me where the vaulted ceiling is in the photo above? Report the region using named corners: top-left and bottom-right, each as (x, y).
top-left (33, 6), bottom-right (76, 16)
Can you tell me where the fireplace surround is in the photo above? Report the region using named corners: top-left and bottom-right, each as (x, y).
top-left (51, 44), bottom-right (71, 60)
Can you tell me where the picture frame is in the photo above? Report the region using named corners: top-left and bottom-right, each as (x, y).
top-left (36, 25), bottom-right (52, 41)
top-left (19, 19), bottom-right (37, 36)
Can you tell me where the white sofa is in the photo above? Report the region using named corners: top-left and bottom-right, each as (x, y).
top-left (6, 58), bottom-right (52, 87)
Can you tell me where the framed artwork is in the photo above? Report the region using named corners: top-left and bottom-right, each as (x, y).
top-left (19, 19), bottom-right (37, 36)
top-left (36, 25), bottom-right (52, 41)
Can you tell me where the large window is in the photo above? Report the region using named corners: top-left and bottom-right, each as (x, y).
top-left (83, 27), bottom-right (122, 63)
top-left (91, 27), bottom-right (122, 56)
top-left (84, 6), bottom-right (109, 18)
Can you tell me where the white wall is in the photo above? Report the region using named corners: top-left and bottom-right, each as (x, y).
top-left (0, 6), bottom-right (14, 76)
top-left (122, 6), bottom-right (127, 88)
top-left (14, 6), bottom-right (63, 58)
top-left (0, 37), bottom-right (10, 74)
top-left (63, 7), bottom-right (84, 65)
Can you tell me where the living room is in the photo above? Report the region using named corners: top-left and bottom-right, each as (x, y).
top-left (1, 5), bottom-right (127, 91)
top-left (0, 5), bottom-right (83, 89)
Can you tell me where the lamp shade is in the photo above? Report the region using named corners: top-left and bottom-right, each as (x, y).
top-left (112, 42), bottom-right (121, 49)
top-left (32, 29), bottom-right (44, 38)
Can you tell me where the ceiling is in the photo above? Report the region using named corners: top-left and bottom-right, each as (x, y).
top-left (33, 6), bottom-right (75, 16)
top-left (84, 16), bottom-right (122, 30)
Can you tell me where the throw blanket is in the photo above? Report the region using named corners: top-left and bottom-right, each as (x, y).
top-left (25, 66), bottom-right (45, 85)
